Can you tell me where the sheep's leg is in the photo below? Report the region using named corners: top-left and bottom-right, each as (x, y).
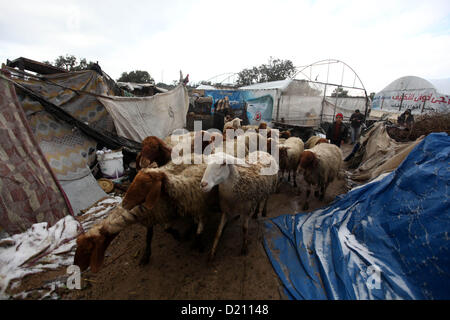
top-left (139, 226), bottom-right (153, 266)
top-left (191, 219), bottom-right (205, 252)
top-left (209, 212), bottom-right (227, 261)
top-left (293, 171), bottom-right (297, 188)
top-left (288, 170), bottom-right (291, 182)
top-left (164, 226), bottom-right (181, 242)
top-left (240, 212), bottom-right (251, 256)
top-left (252, 201), bottom-right (260, 219)
top-left (319, 184), bottom-right (326, 201)
top-left (262, 197), bottom-right (269, 217)
top-left (182, 222), bottom-right (197, 241)
top-left (303, 188), bottom-right (310, 211)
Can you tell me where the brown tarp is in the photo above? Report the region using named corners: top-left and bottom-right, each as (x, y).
top-left (0, 78), bottom-right (73, 235)
top-left (350, 121), bottom-right (424, 181)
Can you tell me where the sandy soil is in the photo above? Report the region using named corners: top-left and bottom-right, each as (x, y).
top-left (8, 144), bottom-right (354, 300)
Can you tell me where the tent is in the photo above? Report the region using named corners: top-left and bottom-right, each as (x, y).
top-left (371, 76), bottom-right (450, 117)
top-left (0, 77), bottom-right (72, 235)
top-left (263, 132), bottom-right (450, 299)
top-left (0, 65), bottom-right (189, 233)
top-left (9, 69), bottom-right (119, 216)
top-left (98, 84), bottom-right (189, 142)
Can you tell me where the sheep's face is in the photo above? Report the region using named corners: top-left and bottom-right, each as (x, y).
top-left (74, 227), bottom-right (118, 272)
top-left (139, 136), bottom-right (172, 168)
top-left (141, 137), bottom-right (160, 162)
top-left (201, 162), bottom-right (230, 192)
top-left (299, 151), bottom-right (319, 184)
top-left (299, 151), bottom-right (317, 169)
top-left (122, 170), bottom-right (164, 211)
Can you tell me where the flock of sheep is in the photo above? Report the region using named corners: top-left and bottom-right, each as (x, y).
top-left (74, 118), bottom-right (344, 273)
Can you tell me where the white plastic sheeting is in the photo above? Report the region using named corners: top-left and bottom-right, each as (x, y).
top-left (240, 79), bottom-right (367, 126)
top-left (98, 85), bottom-right (189, 142)
top-left (372, 76), bottom-right (450, 115)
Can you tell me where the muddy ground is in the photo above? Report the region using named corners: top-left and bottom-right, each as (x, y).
top-left (9, 144), bottom-right (354, 300)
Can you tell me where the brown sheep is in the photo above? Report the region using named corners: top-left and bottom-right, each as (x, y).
top-left (74, 158), bottom-right (219, 272)
top-left (280, 130), bottom-right (291, 139)
top-left (298, 143), bottom-right (343, 210)
top-left (136, 136), bottom-right (172, 170)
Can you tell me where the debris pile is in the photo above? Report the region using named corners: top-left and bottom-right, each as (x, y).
top-left (387, 111), bottom-right (450, 142)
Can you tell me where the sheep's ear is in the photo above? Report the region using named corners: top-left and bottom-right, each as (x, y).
top-left (136, 153), bottom-right (142, 171)
top-left (143, 178), bottom-right (162, 211)
top-left (90, 229), bottom-right (117, 273)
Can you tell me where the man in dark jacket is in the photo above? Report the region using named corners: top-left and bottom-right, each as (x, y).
top-left (326, 113), bottom-right (348, 148)
top-left (349, 109), bottom-right (365, 144)
top-left (397, 109), bottom-right (414, 129)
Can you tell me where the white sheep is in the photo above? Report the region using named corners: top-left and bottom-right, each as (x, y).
top-left (200, 151), bottom-right (278, 259)
top-left (305, 135), bottom-right (328, 149)
top-left (74, 155), bottom-right (220, 272)
top-left (298, 143), bottom-right (343, 210)
top-left (223, 117), bottom-right (242, 132)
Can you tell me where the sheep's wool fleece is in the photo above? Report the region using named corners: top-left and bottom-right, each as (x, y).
top-left (213, 139), bottom-right (249, 158)
top-left (157, 162), bottom-right (212, 219)
top-left (89, 205), bottom-right (146, 235)
top-left (224, 118), bottom-right (241, 131)
top-left (226, 152), bottom-right (278, 203)
top-left (304, 143), bottom-right (343, 185)
top-left (280, 137), bottom-right (304, 169)
top-left (241, 125), bottom-right (258, 132)
top-left (88, 157), bottom-right (213, 235)
top-left (305, 136), bottom-right (322, 149)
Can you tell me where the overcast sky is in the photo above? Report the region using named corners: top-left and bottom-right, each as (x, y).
top-left (1, 0), bottom-right (449, 92)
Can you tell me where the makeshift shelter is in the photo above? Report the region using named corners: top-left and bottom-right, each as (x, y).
top-left (348, 121), bottom-right (425, 181)
top-left (263, 132), bottom-right (450, 299)
top-left (240, 79), bottom-right (368, 127)
top-left (7, 69), bottom-right (117, 216)
top-left (371, 76), bottom-right (450, 118)
top-left (1, 63), bottom-right (189, 224)
top-left (0, 78), bottom-right (72, 235)
top-left (116, 82), bottom-right (167, 96)
top-left (98, 84), bottom-right (189, 142)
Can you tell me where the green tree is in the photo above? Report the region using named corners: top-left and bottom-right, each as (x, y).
top-left (155, 82), bottom-right (175, 90)
top-left (237, 57), bottom-right (296, 86)
top-left (331, 87), bottom-right (348, 97)
top-left (43, 55), bottom-right (95, 71)
top-left (117, 70), bottom-right (154, 84)
top-left (237, 67), bottom-right (261, 86)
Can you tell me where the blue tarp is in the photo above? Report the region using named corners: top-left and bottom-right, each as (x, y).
top-left (263, 133), bottom-right (450, 300)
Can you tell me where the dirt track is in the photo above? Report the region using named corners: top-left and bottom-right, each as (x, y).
top-left (10, 144), bottom-right (353, 300)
